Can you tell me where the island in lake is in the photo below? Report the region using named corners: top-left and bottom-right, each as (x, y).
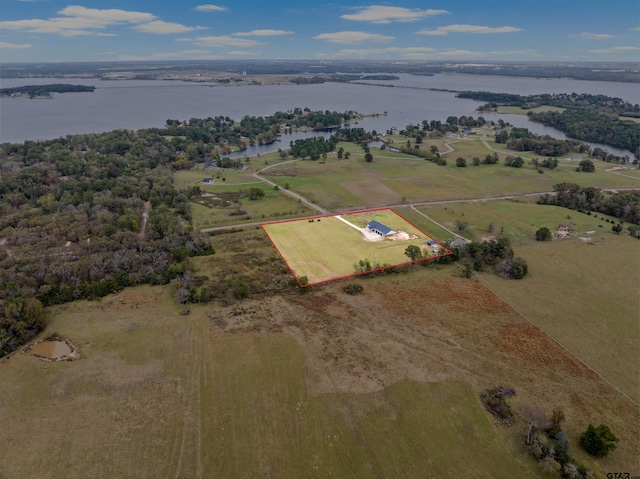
top-left (0, 83), bottom-right (95, 99)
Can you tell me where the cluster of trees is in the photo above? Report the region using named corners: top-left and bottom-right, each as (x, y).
top-left (161, 109), bottom-right (361, 157)
top-left (399, 116), bottom-right (487, 139)
top-left (496, 127), bottom-right (586, 157)
top-left (464, 237), bottom-right (528, 279)
top-left (0, 125), bottom-right (219, 357)
top-left (289, 136), bottom-right (338, 160)
top-left (482, 387), bottom-right (617, 478)
top-left (460, 91), bottom-right (639, 117)
top-left (459, 91), bottom-right (640, 155)
top-left (0, 83), bottom-right (95, 98)
top-left (529, 110), bottom-right (639, 155)
top-left (504, 155), bottom-right (525, 168)
top-left (523, 407), bottom-right (602, 478)
top-left (538, 184), bottom-right (640, 225)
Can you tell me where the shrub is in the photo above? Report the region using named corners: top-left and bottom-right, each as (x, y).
top-left (579, 424), bottom-right (618, 457)
top-left (535, 227), bottom-right (552, 241)
top-left (343, 284), bottom-right (364, 295)
top-left (480, 387), bottom-right (516, 425)
top-left (232, 279), bottom-right (249, 299)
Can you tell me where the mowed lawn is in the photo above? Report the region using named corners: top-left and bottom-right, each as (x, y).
top-left (262, 210), bottom-right (443, 284)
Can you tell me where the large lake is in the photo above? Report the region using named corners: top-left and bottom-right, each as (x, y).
top-left (1, 73), bottom-right (638, 155)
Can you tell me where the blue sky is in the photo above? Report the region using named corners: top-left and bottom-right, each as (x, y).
top-left (1, 1), bottom-right (639, 63)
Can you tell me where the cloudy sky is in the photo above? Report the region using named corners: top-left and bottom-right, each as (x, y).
top-left (1, 1), bottom-right (639, 62)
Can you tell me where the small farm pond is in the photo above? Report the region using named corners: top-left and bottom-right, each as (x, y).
top-left (29, 340), bottom-right (72, 359)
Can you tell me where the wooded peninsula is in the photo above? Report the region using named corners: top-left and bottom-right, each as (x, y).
top-left (0, 84), bottom-right (95, 98)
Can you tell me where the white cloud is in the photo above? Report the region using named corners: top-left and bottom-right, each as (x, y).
top-left (588, 46), bottom-right (640, 54)
top-left (329, 46), bottom-right (437, 57)
top-left (59, 6), bottom-right (155, 24)
top-left (313, 31), bottom-right (394, 44)
top-left (341, 5), bottom-right (448, 24)
top-left (117, 50), bottom-right (222, 61)
top-left (631, 27), bottom-right (640, 32)
top-left (416, 24), bottom-right (522, 35)
top-left (577, 32), bottom-right (615, 40)
top-left (190, 35), bottom-right (262, 47)
top-left (227, 50), bottom-right (258, 56)
top-left (233, 29), bottom-right (294, 37)
top-left (0, 6), bottom-right (155, 36)
top-left (0, 41), bottom-right (32, 49)
top-left (194, 4), bottom-right (227, 12)
top-left (322, 47), bottom-right (539, 59)
top-left (134, 20), bottom-right (204, 34)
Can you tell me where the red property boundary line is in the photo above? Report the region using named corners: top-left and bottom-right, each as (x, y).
top-left (261, 207), bottom-right (453, 288)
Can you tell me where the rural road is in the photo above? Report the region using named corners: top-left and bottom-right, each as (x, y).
top-left (252, 159), bottom-right (329, 215)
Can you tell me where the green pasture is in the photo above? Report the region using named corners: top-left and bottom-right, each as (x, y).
top-left (496, 105), bottom-right (567, 115)
top-left (174, 167), bottom-right (257, 188)
top-left (410, 197), bottom-right (628, 246)
top-left (262, 212), bottom-right (439, 284)
top-left (263, 146), bottom-right (638, 211)
top-left (191, 183), bottom-right (314, 230)
top-left (482, 232), bottom-right (640, 402)
top-left (408, 197), bottom-right (640, 401)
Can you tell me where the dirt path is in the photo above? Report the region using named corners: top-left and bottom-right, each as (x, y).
top-left (409, 205), bottom-right (470, 242)
top-left (252, 160), bottom-right (328, 215)
top-left (139, 201), bottom-right (151, 239)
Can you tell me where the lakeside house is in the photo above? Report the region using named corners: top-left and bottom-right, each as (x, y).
top-left (366, 220), bottom-right (396, 237)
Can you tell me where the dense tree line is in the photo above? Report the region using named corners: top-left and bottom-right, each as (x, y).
top-left (0, 127), bottom-right (217, 357)
top-left (289, 136), bottom-right (338, 159)
top-left (528, 110), bottom-right (640, 154)
top-left (496, 126), bottom-right (588, 157)
top-left (0, 83), bottom-right (95, 98)
top-left (458, 91), bottom-right (640, 117)
top-left (458, 91), bottom-right (640, 154)
top-left (538, 184), bottom-right (640, 224)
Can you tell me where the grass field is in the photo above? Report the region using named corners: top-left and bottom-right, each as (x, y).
top-left (2, 270), bottom-right (637, 477)
top-left (0, 286), bottom-right (541, 479)
top-left (262, 209), bottom-right (446, 284)
top-left (190, 183), bottom-right (314, 230)
top-left (404, 198), bottom-right (640, 402)
top-left (262, 142), bottom-right (638, 211)
top-left (496, 106), bottom-right (567, 115)
top-left (2, 221), bottom-right (638, 477)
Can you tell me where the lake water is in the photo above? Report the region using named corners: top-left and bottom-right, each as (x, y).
top-left (1, 73), bottom-right (638, 156)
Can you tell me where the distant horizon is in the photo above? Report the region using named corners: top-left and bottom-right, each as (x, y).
top-left (2, 59), bottom-right (640, 65)
top-left (1, 2), bottom-right (639, 63)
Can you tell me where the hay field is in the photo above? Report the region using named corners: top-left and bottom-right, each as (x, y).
top-left (408, 198), bottom-right (640, 402)
top-left (262, 210), bottom-right (442, 284)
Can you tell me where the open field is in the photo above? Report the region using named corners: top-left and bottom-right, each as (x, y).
top-left (404, 198), bottom-right (640, 402)
top-left (174, 167), bottom-right (257, 188)
top-left (262, 209), bottom-right (446, 284)
top-left (496, 106), bottom-right (567, 114)
top-left (190, 183), bottom-right (314, 230)
top-left (1, 261), bottom-right (638, 477)
top-left (482, 235), bottom-right (640, 403)
top-left (263, 143), bottom-right (638, 211)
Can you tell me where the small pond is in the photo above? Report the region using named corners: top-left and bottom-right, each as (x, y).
top-left (29, 340), bottom-right (73, 359)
